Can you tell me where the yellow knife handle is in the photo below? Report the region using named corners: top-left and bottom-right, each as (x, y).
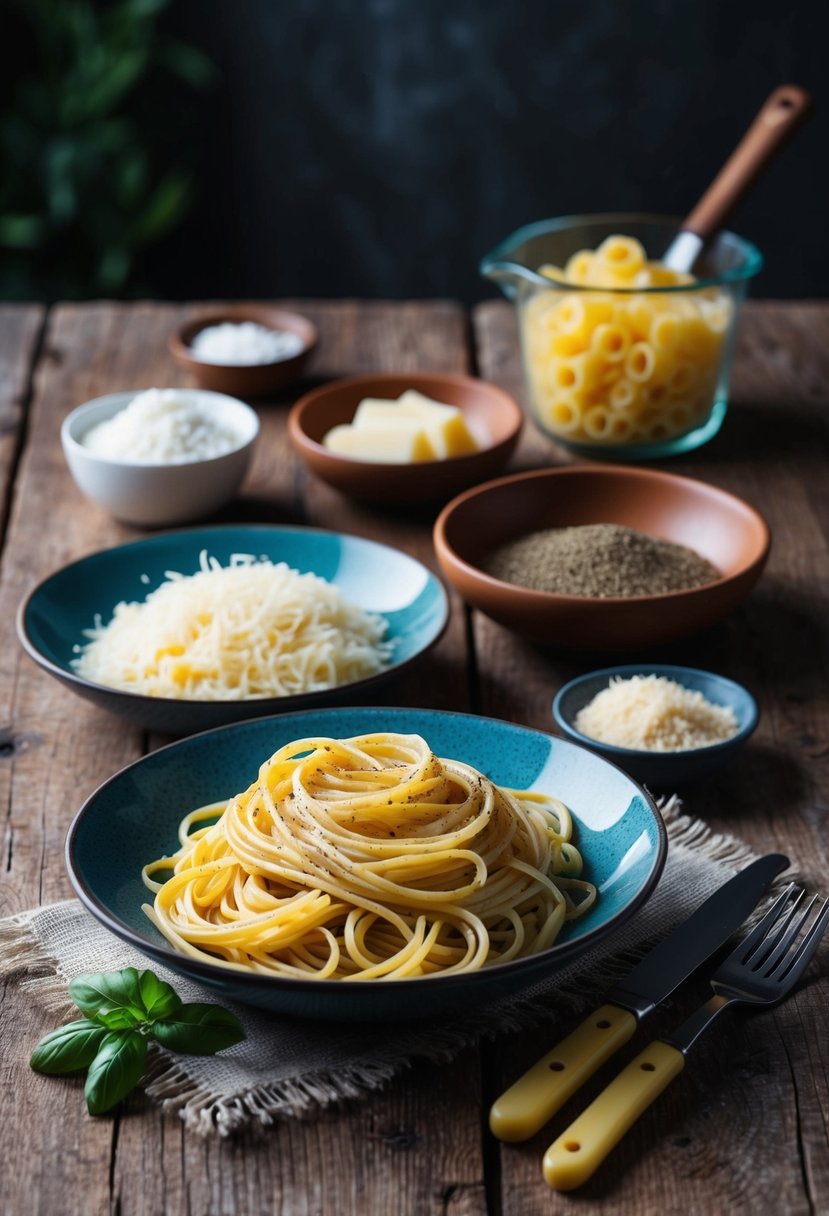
top-left (489, 1003), bottom-right (638, 1142)
top-left (542, 1040), bottom-right (685, 1190)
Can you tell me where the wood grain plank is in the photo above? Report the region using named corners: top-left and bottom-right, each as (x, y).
top-left (472, 299), bottom-right (829, 1215)
top-left (0, 301), bottom-right (487, 1216)
top-left (110, 1052), bottom-right (486, 1216)
top-left (0, 305), bottom-right (44, 530)
top-left (295, 300), bottom-right (475, 716)
top-left (0, 302), bottom-right (211, 1216)
top-left (135, 302), bottom-right (489, 1216)
top-left (2, 299), bottom-right (827, 1216)
top-left (0, 304), bottom-right (200, 915)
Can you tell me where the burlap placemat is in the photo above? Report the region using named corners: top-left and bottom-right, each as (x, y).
top-left (0, 801), bottom-right (784, 1136)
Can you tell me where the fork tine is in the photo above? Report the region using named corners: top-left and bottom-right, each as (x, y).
top-left (748, 890), bottom-right (804, 969)
top-left (760, 894), bottom-right (817, 975)
top-left (770, 896), bottom-right (829, 988)
top-left (732, 883), bottom-right (798, 965)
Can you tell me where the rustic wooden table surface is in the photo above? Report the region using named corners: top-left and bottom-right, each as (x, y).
top-left (0, 299), bottom-right (827, 1216)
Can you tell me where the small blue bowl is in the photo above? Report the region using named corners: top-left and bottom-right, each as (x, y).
top-left (17, 524), bottom-right (449, 734)
top-left (553, 664), bottom-right (759, 788)
top-left (66, 706), bottom-right (666, 1021)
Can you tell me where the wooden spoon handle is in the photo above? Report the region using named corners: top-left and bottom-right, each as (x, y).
top-left (683, 85), bottom-right (813, 240)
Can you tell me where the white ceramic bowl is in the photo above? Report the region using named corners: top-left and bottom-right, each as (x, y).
top-left (61, 390), bottom-right (260, 526)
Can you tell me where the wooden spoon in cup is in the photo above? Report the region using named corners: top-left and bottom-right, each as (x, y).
top-left (663, 84), bottom-right (813, 273)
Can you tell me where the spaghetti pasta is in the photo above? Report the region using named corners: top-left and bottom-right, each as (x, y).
top-left (142, 733), bottom-right (596, 980)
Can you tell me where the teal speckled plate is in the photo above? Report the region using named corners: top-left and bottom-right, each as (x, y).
top-left (17, 524), bottom-right (449, 733)
top-left (66, 706), bottom-right (667, 1021)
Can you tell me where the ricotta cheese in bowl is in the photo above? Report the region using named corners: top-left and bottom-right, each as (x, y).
top-left (62, 388), bottom-right (259, 525)
top-left (81, 388), bottom-right (244, 464)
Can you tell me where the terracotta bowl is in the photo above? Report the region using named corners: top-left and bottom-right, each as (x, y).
top-left (433, 466), bottom-right (771, 651)
top-left (288, 373), bottom-right (523, 505)
top-left (169, 305), bottom-right (317, 398)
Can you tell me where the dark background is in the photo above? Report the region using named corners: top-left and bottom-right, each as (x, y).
top-left (4, 0), bottom-right (827, 302)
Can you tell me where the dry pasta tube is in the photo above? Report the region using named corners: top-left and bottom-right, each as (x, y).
top-left (520, 236), bottom-right (732, 447)
top-left (594, 234), bottom-right (645, 279)
top-left (583, 405), bottom-right (613, 440)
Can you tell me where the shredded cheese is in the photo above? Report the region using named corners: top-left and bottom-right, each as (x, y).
top-left (72, 551), bottom-right (392, 701)
top-left (574, 675), bottom-right (739, 752)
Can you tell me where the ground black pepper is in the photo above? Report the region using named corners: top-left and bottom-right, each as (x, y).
top-left (482, 523), bottom-right (719, 597)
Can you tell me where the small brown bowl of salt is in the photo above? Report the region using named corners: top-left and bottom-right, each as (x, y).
top-left (433, 465), bottom-right (770, 651)
top-left (169, 305), bottom-right (317, 398)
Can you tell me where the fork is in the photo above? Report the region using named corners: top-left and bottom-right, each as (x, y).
top-left (543, 883), bottom-right (829, 1191)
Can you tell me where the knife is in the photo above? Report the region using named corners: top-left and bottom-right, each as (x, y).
top-left (489, 852), bottom-right (788, 1141)
top-left (542, 882), bottom-right (829, 1190)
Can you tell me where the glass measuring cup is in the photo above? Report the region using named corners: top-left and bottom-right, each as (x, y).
top-left (481, 215), bottom-right (762, 459)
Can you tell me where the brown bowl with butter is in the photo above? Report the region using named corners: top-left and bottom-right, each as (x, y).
top-left (289, 373), bottom-right (523, 505)
top-left (433, 465), bottom-right (770, 651)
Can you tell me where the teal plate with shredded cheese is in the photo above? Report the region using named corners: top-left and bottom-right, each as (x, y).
top-left (16, 524), bottom-right (449, 734)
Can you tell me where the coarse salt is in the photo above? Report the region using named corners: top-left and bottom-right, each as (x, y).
top-left (190, 321), bottom-right (304, 366)
top-left (81, 388), bottom-right (243, 464)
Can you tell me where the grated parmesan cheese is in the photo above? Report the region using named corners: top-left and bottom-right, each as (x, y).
top-left (82, 388), bottom-right (243, 464)
top-left (71, 551), bottom-right (393, 701)
top-left (574, 675), bottom-right (739, 752)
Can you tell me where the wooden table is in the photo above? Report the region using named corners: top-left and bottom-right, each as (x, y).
top-left (1, 299), bottom-right (827, 1216)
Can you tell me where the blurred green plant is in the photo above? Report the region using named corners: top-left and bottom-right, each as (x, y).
top-left (0, 0), bottom-right (213, 299)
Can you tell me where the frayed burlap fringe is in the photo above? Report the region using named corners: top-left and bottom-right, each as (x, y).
top-left (0, 798), bottom-right (795, 1136)
top-left (660, 797), bottom-right (759, 869)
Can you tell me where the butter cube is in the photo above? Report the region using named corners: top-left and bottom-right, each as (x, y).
top-left (397, 391), bottom-right (479, 456)
top-left (323, 423), bottom-right (436, 462)
top-left (352, 391), bottom-right (479, 458)
top-left (395, 390), bottom-right (452, 412)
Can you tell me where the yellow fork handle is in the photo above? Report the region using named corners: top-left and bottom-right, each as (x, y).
top-left (489, 1003), bottom-right (638, 1142)
top-left (543, 1040), bottom-right (685, 1190)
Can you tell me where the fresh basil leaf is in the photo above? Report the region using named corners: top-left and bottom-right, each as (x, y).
top-left (69, 968), bottom-right (182, 1024)
top-left (69, 968), bottom-right (146, 1021)
top-left (84, 1032), bottom-right (147, 1115)
top-left (93, 1006), bottom-right (144, 1031)
top-left (151, 1003), bottom-right (245, 1055)
top-left (137, 970), bottom-right (181, 1022)
top-left (30, 1019), bottom-right (108, 1075)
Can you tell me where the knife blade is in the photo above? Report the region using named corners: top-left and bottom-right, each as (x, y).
top-left (489, 851), bottom-right (788, 1141)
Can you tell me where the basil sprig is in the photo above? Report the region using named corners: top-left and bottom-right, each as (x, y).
top-left (30, 967), bottom-right (245, 1114)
